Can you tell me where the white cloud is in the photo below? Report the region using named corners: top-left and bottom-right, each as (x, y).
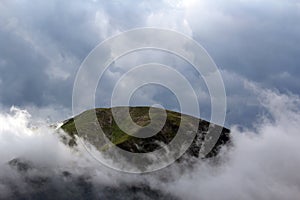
top-left (0, 85), bottom-right (300, 199)
top-left (166, 86), bottom-right (300, 200)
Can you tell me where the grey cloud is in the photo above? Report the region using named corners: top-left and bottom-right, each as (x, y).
top-left (184, 0), bottom-right (300, 93)
top-left (0, 0), bottom-right (299, 127)
top-left (0, 0), bottom-right (171, 108)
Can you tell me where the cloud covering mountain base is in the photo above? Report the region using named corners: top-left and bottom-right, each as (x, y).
top-left (0, 87), bottom-right (300, 200)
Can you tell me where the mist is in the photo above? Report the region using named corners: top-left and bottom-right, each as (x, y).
top-left (166, 86), bottom-right (300, 200)
top-left (0, 86), bottom-right (300, 200)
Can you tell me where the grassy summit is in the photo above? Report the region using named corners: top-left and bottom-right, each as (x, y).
top-left (61, 107), bottom-right (230, 158)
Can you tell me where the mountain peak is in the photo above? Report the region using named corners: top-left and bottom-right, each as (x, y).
top-left (61, 106), bottom-right (230, 158)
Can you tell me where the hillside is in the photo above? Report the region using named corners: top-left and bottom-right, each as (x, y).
top-left (61, 107), bottom-right (230, 158)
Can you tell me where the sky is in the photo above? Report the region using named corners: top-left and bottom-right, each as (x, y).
top-left (0, 0), bottom-right (300, 127)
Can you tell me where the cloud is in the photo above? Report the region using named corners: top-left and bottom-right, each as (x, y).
top-left (0, 85), bottom-right (300, 199)
top-left (183, 0), bottom-right (300, 93)
top-left (166, 86), bottom-right (300, 200)
top-left (0, 0), bottom-right (299, 127)
top-left (0, 0), bottom-right (138, 107)
top-left (0, 0), bottom-right (179, 108)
